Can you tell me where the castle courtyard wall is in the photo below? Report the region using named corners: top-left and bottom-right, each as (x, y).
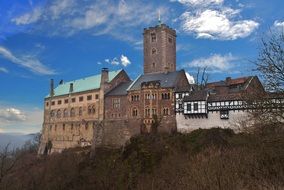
top-left (176, 110), bottom-right (251, 133)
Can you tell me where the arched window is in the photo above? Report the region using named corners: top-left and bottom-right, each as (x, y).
top-left (163, 108), bottom-right (169, 115)
top-left (79, 107), bottom-right (83, 116)
top-left (56, 109), bottom-right (61, 118)
top-left (63, 109), bottom-right (68, 117)
top-left (88, 106), bottom-right (92, 115)
top-left (70, 108), bottom-right (75, 117)
top-left (132, 107), bottom-right (138, 117)
top-left (151, 48), bottom-right (157, 54)
top-left (50, 110), bottom-right (55, 118)
top-left (92, 105), bottom-right (96, 114)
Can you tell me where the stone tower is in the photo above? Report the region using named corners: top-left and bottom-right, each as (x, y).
top-left (143, 23), bottom-right (177, 74)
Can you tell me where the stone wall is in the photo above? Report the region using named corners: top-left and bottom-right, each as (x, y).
top-left (176, 110), bottom-right (251, 133)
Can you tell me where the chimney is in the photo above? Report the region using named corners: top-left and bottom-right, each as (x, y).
top-left (100, 68), bottom-right (109, 85)
top-left (69, 83), bottom-right (73, 93)
top-left (226, 77), bottom-right (231, 84)
top-left (50, 79), bottom-right (54, 97)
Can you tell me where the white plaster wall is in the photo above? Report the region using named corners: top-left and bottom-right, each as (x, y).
top-left (176, 110), bottom-right (251, 133)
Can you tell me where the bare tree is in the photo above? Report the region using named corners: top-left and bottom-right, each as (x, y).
top-left (0, 144), bottom-right (19, 185)
top-left (195, 67), bottom-right (209, 90)
top-left (256, 31), bottom-right (284, 92)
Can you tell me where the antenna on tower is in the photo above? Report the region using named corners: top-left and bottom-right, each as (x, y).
top-left (158, 9), bottom-right (162, 25)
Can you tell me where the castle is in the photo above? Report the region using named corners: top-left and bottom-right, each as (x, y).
top-left (38, 22), bottom-right (281, 154)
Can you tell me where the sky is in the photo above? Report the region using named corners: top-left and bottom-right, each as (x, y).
top-left (0, 0), bottom-right (283, 134)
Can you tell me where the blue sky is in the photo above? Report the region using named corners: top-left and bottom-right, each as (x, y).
top-left (0, 0), bottom-right (283, 134)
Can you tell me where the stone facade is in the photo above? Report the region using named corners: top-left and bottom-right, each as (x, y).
top-left (38, 69), bottom-right (130, 154)
top-left (143, 24), bottom-right (176, 74)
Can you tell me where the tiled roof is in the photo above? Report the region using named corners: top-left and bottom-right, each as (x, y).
top-left (46, 70), bottom-right (122, 97)
top-left (106, 81), bottom-right (133, 96)
top-left (127, 70), bottom-right (183, 91)
top-left (208, 93), bottom-right (243, 101)
top-left (206, 76), bottom-right (253, 89)
top-left (183, 90), bottom-right (208, 101)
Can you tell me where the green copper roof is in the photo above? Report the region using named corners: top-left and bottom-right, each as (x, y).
top-left (46, 70), bottom-right (122, 98)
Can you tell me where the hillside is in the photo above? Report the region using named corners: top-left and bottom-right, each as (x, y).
top-left (1, 126), bottom-right (284, 190)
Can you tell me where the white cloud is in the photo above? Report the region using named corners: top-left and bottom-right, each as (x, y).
top-left (10, 0), bottom-right (168, 45)
top-left (173, 0), bottom-right (259, 40)
top-left (171, 0), bottom-right (223, 7)
top-left (12, 7), bottom-right (42, 25)
top-left (104, 54), bottom-right (131, 67)
top-left (0, 46), bottom-right (56, 75)
top-left (0, 67), bottom-right (8, 73)
top-left (120, 55), bottom-right (131, 67)
top-left (185, 72), bottom-right (195, 84)
top-left (49, 0), bottom-right (76, 20)
top-left (273, 20), bottom-right (284, 31)
top-left (0, 104), bottom-right (43, 134)
top-left (0, 108), bottom-right (26, 122)
top-left (180, 9), bottom-right (259, 40)
top-left (188, 53), bottom-right (238, 72)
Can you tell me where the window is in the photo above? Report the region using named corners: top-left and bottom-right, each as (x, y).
top-left (131, 95), bottom-right (140, 101)
top-left (91, 105), bottom-right (95, 114)
top-left (51, 101), bottom-right (55, 106)
top-left (152, 48), bottom-right (157, 54)
top-left (151, 33), bottom-right (156, 42)
top-left (187, 104), bottom-right (191, 111)
top-left (113, 98), bottom-right (120, 108)
top-left (145, 108), bottom-right (150, 117)
top-left (152, 62), bottom-right (156, 68)
top-left (220, 110), bottom-right (229, 119)
top-left (194, 103), bottom-right (198, 111)
top-left (50, 110), bottom-right (55, 117)
top-left (178, 104), bottom-right (183, 109)
top-left (63, 109), bottom-right (68, 117)
top-left (162, 93), bottom-right (171, 100)
top-left (87, 95), bottom-right (92, 101)
top-left (95, 94), bottom-right (99, 99)
top-left (79, 107), bottom-right (83, 116)
top-left (85, 123), bottom-right (88, 130)
top-left (168, 37), bottom-right (173, 43)
top-left (63, 124), bottom-right (65, 131)
top-left (70, 108), bottom-right (75, 117)
top-left (163, 108), bottom-right (169, 115)
top-left (145, 94), bottom-right (151, 100)
top-left (88, 106), bottom-right (92, 115)
top-left (132, 108), bottom-right (138, 117)
top-left (56, 109), bottom-right (61, 118)
top-left (79, 96), bottom-right (83, 102)
top-left (72, 98), bottom-right (76, 103)
top-left (178, 93), bottom-right (182, 99)
top-left (64, 99), bottom-right (68, 104)
top-left (152, 108), bottom-right (157, 115)
top-left (71, 124), bottom-right (74, 130)
top-left (58, 100), bottom-right (62, 105)
top-left (46, 102), bottom-right (49, 106)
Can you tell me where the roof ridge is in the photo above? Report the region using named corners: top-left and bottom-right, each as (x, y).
top-left (60, 69), bottom-right (122, 84)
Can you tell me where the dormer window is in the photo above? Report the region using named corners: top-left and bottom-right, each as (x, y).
top-left (151, 33), bottom-right (156, 42)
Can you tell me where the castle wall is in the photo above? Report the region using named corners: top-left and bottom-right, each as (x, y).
top-left (176, 110), bottom-right (251, 133)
